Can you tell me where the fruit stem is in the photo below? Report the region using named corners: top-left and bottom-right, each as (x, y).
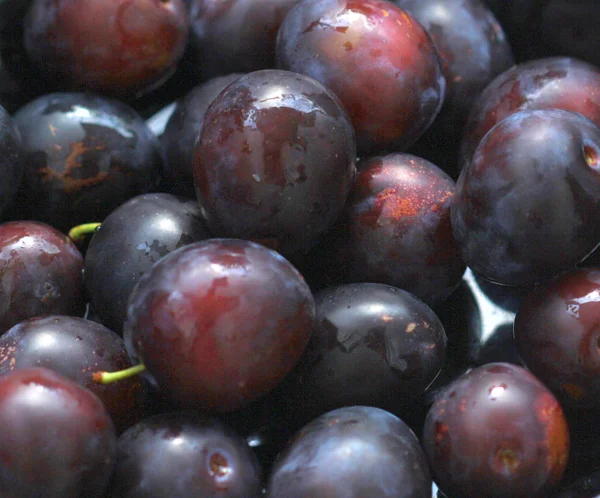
top-left (68, 222), bottom-right (102, 244)
top-left (93, 364), bottom-right (146, 384)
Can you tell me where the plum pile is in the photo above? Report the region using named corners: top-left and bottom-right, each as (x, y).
top-left (1, 0), bottom-right (600, 496)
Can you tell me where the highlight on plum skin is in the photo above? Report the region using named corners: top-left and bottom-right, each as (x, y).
top-left (422, 362), bottom-right (570, 498)
top-left (124, 238), bottom-right (316, 413)
top-left (514, 267), bottom-right (600, 408)
top-left (193, 69), bottom-right (357, 257)
top-left (276, 0), bottom-right (446, 155)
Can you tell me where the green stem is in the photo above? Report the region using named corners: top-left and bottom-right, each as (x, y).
top-left (68, 222), bottom-right (102, 244)
top-left (93, 364), bottom-right (146, 384)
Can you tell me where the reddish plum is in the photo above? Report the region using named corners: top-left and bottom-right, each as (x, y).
top-left (276, 0), bottom-right (446, 155)
top-left (423, 362), bottom-right (570, 498)
top-left (460, 56), bottom-right (600, 169)
top-left (193, 69), bottom-right (356, 256)
top-left (514, 267), bottom-right (600, 408)
top-left (23, 0), bottom-right (190, 97)
top-left (0, 221), bottom-right (84, 334)
top-left (124, 238), bottom-right (315, 412)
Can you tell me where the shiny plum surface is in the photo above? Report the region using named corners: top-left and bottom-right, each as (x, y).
top-left (0, 367), bottom-right (117, 498)
top-left (305, 153), bottom-right (464, 307)
top-left (423, 362), bottom-right (570, 498)
top-left (460, 56), bottom-right (600, 169)
top-left (279, 282), bottom-right (447, 425)
top-left (84, 193), bottom-right (211, 334)
top-left (0, 220), bottom-right (84, 334)
top-left (125, 238), bottom-right (315, 412)
top-left (193, 69), bottom-right (356, 256)
top-left (452, 108), bottom-right (600, 286)
top-left (267, 405), bottom-right (432, 497)
top-left (514, 267), bottom-right (600, 408)
top-left (0, 315), bottom-right (146, 432)
top-left (109, 412), bottom-right (262, 497)
top-left (13, 92), bottom-right (163, 232)
top-left (23, 0), bottom-right (190, 97)
top-left (161, 73), bottom-right (244, 197)
top-left (276, 0), bottom-right (446, 155)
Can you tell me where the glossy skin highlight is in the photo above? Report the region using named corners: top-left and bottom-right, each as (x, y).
top-left (280, 283), bottom-right (447, 425)
top-left (124, 238), bottom-right (316, 412)
top-left (0, 367), bottom-right (117, 498)
top-left (307, 153), bottom-right (464, 307)
top-left (23, 0), bottom-right (190, 97)
top-left (423, 363), bottom-right (570, 498)
top-left (276, 0), bottom-right (446, 155)
top-left (460, 56), bottom-right (600, 169)
top-left (452, 109), bottom-right (600, 286)
top-left (514, 267), bottom-right (600, 408)
top-left (13, 92), bottom-right (163, 232)
top-left (267, 405), bottom-right (432, 497)
top-left (0, 315), bottom-right (146, 432)
top-left (84, 193), bottom-right (211, 334)
top-left (0, 221), bottom-right (84, 335)
top-left (109, 412), bottom-right (262, 497)
top-left (193, 69), bottom-right (356, 256)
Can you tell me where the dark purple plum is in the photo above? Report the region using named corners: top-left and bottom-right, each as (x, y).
top-left (0, 367), bottom-right (117, 498)
top-left (84, 193), bottom-right (211, 334)
top-left (161, 73), bottom-right (244, 197)
top-left (460, 56), bottom-right (600, 169)
top-left (193, 69), bottom-right (356, 257)
top-left (276, 0), bottom-right (445, 155)
top-left (514, 267), bottom-right (600, 408)
top-left (0, 221), bottom-right (84, 335)
top-left (267, 405), bottom-right (432, 497)
top-left (12, 92), bottom-right (163, 232)
top-left (23, 0), bottom-right (190, 98)
top-left (124, 238), bottom-right (315, 412)
top-left (303, 153), bottom-right (465, 307)
top-left (108, 412), bottom-right (262, 497)
top-left (0, 104), bottom-right (23, 217)
top-left (423, 362), bottom-right (570, 498)
top-left (452, 108), bottom-right (600, 286)
top-left (278, 283), bottom-right (447, 426)
top-left (397, 0), bottom-right (514, 174)
top-left (187, 0), bottom-right (300, 81)
top-left (0, 315), bottom-right (146, 432)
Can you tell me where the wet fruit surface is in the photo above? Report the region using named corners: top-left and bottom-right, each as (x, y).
top-left (423, 362), bottom-right (570, 498)
top-left (13, 92), bottom-right (163, 232)
top-left (124, 238), bottom-right (315, 412)
top-left (193, 69), bottom-right (356, 256)
top-left (278, 282), bottom-right (447, 425)
top-left (0, 220), bottom-right (84, 335)
top-left (276, 0), bottom-right (446, 155)
top-left (514, 267), bottom-right (600, 408)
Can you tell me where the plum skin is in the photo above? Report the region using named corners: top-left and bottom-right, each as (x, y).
top-left (124, 238), bottom-right (316, 412)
